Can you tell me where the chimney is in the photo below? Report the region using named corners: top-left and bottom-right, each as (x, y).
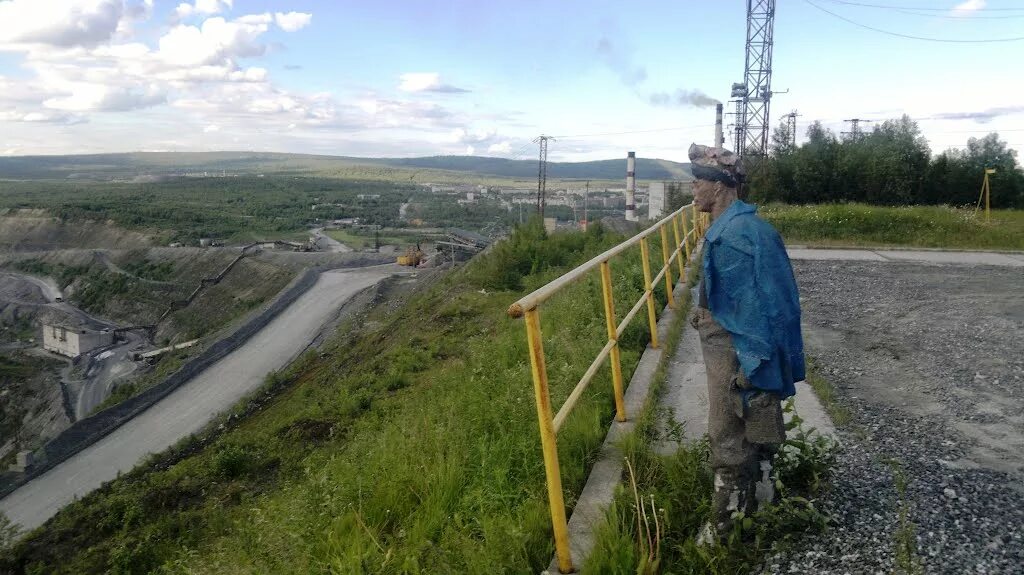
top-left (625, 152), bottom-right (637, 222)
top-left (715, 103), bottom-right (724, 148)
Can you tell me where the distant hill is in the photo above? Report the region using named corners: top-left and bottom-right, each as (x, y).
top-left (0, 152), bottom-right (692, 183)
top-left (364, 155), bottom-right (693, 181)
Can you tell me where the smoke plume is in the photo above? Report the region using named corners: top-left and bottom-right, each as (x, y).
top-left (595, 33), bottom-right (719, 109)
top-left (596, 36), bottom-right (647, 86)
top-left (649, 89), bottom-right (720, 109)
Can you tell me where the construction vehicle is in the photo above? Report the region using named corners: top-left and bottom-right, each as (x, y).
top-left (396, 243), bottom-right (424, 266)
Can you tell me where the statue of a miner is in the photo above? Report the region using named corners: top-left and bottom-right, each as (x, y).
top-left (687, 143), bottom-right (806, 545)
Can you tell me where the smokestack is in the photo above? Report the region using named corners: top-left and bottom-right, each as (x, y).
top-left (715, 103), bottom-right (724, 148)
top-left (625, 152), bottom-right (637, 222)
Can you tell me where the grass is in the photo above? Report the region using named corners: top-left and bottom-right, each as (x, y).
top-left (803, 358), bottom-right (852, 428)
top-left (1, 221), bottom-right (681, 574)
top-left (759, 203), bottom-right (1024, 251)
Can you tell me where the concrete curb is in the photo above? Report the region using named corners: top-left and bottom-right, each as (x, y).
top-left (545, 274), bottom-right (695, 574)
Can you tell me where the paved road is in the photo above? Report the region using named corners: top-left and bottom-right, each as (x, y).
top-left (0, 268), bottom-right (389, 531)
top-left (310, 228), bottom-right (353, 253)
top-left (787, 247), bottom-right (1024, 266)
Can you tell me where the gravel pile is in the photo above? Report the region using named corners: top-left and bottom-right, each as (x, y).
top-left (765, 261), bottom-right (1024, 575)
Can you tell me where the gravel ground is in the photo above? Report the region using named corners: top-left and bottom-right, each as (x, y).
top-left (767, 260), bottom-right (1024, 575)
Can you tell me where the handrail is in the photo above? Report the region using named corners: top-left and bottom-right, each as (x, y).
top-left (508, 202), bottom-right (709, 573)
top-left (507, 207), bottom-right (697, 319)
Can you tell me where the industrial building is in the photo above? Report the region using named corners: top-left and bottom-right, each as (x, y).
top-left (42, 323), bottom-right (114, 358)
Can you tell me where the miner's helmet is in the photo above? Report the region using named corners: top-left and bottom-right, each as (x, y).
top-left (688, 143), bottom-right (745, 188)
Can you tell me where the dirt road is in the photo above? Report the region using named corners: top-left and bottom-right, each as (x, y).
top-left (70, 331), bottom-right (147, 419)
top-left (769, 260), bottom-right (1023, 574)
top-left (0, 268), bottom-right (390, 531)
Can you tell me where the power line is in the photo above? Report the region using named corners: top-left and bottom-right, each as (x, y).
top-left (887, 8), bottom-right (1024, 20)
top-left (804, 0), bottom-right (1024, 42)
top-left (821, 0), bottom-right (1024, 12)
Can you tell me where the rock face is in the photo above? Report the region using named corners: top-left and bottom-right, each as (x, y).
top-left (766, 261), bottom-right (1024, 575)
top-left (0, 352), bottom-right (70, 463)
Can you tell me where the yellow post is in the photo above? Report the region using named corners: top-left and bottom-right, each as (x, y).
top-left (985, 168), bottom-right (996, 223)
top-left (599, 261), bottom-right (627, 422)
top-left (680, 209), bottom-right (691, 262)
top-left (659, 225), bottom-right (675, 308)
top-left (671, 215), bottom-right (685, 279)
top-left (639, 238), bottom-right (659, 350)
top-left (524, 309), bottom-right (573, 574)
top-left (692, 205), bottom-right (700, 244)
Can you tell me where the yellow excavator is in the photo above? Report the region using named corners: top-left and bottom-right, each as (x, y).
top-left (396, 242), bottom-right (424, 266)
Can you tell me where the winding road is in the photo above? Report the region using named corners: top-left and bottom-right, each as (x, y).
top-left (0, 267), bottom-right (391, 531)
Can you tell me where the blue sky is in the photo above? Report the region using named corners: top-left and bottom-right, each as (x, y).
top-left (1, 0), bottom-right (1023, 162)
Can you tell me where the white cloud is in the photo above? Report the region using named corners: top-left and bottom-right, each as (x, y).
top-left (0, 110), bottom-right (84, 124)
top-left (951, 0), bottom-right (985, 15)
top-left (158, 16), bottom-right (269, 67)
top-left (203, 123), bottom-right (220, 132)
top-left (399, 72), bottom-right (470, 94)
top-left (43, 84), bottom-right (166, 112)
top-left (176, 0), bottom-right (231, 18)
top-left (487, 142), bottom-right (512, 154)
top-left (0, 0), bottom-right (124, 49)
top-left (465, 145), bottom-right (475, 155)
top-left (274, 12), bottom-right (312, 32)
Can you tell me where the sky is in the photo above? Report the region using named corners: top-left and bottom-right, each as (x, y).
top-left (1, 0), bottom-right (1023, 162)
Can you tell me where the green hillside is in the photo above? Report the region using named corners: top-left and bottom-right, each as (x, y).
top-left (0, 152), bottom-right (691, 183)
top-left (0, 222), bottom-right (667, 574)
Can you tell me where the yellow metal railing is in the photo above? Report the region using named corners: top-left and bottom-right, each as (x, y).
top-left (507, 203), bottom-right (710, 573)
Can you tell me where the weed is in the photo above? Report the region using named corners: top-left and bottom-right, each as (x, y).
top-left (886, 459), bottom-right (924, 575)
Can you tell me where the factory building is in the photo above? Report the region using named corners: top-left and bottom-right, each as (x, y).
top-left (42, 323), bottom-right (114, 358)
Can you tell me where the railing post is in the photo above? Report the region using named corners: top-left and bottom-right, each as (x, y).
top-left (680, 210), bottom-right (691, 263)
top-left (639, 238), bottom-right (659, 350)
top-left (692, 205), bottom-right (700, 243)
top-left (658, 225), bottom-right (675, 308)
top-left (523, 308), bottom-right (573, 574)
top-left (671, 215), bottom-right (685, 279)
top-left (599, 261), bottom-right (627, 422)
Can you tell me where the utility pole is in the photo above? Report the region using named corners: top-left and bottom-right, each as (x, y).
top-left (733, 0), bottom-right (777, 186)
top-left (842, 118), bottom-right (871, 141)
top-left (534, 135), bottom-right (554, 217)
top-left (976, 168), bottom-right (996, 223)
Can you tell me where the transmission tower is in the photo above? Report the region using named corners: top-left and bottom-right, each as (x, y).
top-left (785, 110), bottom-right (799, 148)
top-left (733, 0), bottom-right (777, 181)
top-left (841, 118), bottom-right (871, 141)
top-left (534, 135), bottom-right (554, 216)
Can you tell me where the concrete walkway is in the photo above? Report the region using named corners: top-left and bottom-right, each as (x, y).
top-left (787, 247), bottom-right (1023, 267)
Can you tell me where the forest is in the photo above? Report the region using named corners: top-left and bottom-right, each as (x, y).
top-left (750, 116), bottom-right (1024, 209)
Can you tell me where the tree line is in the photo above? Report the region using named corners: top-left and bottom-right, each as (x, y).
top-left (749, 115), bottom-right (1024, 209)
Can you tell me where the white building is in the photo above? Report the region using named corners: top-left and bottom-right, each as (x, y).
top-left (649, 182), bottom-right (668, 219)
top-left (42, 324), bottom-right (114, 358)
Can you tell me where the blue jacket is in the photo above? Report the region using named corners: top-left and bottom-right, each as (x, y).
top-left (702, 200), bottom-right (805, 399)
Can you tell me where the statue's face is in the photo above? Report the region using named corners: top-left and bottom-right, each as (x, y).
top-left (692, 179), bottom-right (720, 213)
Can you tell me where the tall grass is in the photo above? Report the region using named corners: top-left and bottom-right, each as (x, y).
top-left (759, 203), bottom-right (1024, 250)
top-left (2, 220), bottom-right (679, 574)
